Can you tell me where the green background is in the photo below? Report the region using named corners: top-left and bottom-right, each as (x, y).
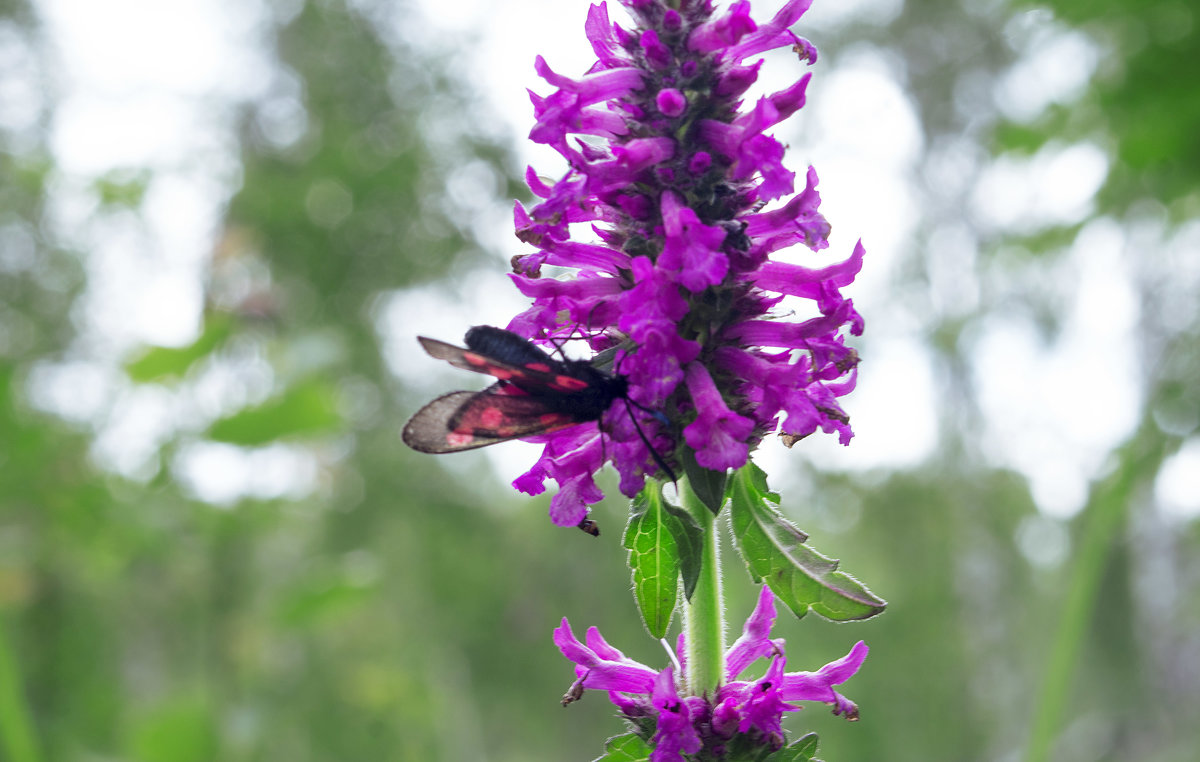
top-left (2, 0), bottom-right (1198, 760)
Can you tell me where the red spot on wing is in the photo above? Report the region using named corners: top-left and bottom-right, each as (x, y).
top-left (461, 351), bottom-right (519, 380)
top-left (525, 362), bottom-right (551, 372)
top-left (479, 407), bottom-right (505, 428)
top-left (552, 375), bottom-right (589, 391)
top-left (442, 389), bottom-right (593, 444)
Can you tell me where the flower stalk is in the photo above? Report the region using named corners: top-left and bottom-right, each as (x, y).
top-left (499, 0), bottom-right (884, 757)
top-left (680, 478), bottom-right (724, 698)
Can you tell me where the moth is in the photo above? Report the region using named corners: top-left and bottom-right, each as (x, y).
top-left (402, 326), bottom-right (673, 535)
top-left (402, 325), bottom-right (629, 454)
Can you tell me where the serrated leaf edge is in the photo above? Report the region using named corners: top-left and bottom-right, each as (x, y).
top-left (730, 464), bottom-right (886, 621)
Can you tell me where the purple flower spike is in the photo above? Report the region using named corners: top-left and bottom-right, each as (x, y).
top-left (505, 0), bottom-right (864, 527)
top-left (556, 586), bottom-right (868, 755)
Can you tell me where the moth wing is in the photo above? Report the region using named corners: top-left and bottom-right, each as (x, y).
top-left (403, 392), bottom-right (479, 453)
top-left (416, 337), bottom-right (516, 375)
top-left (417, 336), bottom-right (589, 392)
top-left (402, 388), bottom-right (580, 453)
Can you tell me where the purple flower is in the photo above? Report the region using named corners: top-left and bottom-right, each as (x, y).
top-left (682, 362), bottom-right (754, 470)
top-left (555, 586), bottom-right (868, 757)
top-left (507, 0), bottom-right (864, 527)
top-left (650, 668), bottom-right (705, 760)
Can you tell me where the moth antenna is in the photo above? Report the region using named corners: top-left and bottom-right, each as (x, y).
top-left (609, 341), bottom-right (677, 484)
top-left (566, 302), bottom-right (624, 350)
top-left (598, 415), bottom-right (610, 475)
top-left (581, 300), bottom-right (606, 340)
top-left (622, 397), bottom-right (678, 484)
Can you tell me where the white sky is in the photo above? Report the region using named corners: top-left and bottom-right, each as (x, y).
top-left (26, 0), bottom-right (1181, 522)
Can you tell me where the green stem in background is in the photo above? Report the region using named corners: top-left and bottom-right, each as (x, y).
top-left (0, 616), bottom-right (42, 762)
top-left (1024, 424), bottom-right (1169, 762)
top-left (679, 477), bottom-right (725, 698)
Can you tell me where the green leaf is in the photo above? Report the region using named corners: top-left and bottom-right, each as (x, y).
top-left (125, 315), bottom-right (234, 382)
top-left (624, 484), bottom-right (681, 638)
top-left (679, 445), bottom-right (728, 514)
top-left (765, 733), bottom-right (820, 761)
top-left (663, 500), bottom-right (703, 601)
top-left (722, 732), bottom-right (780, 762)
top-left (592, 732), bottom-right (651, 762)
top-left (206, 379), bottom-right (342, 445)
top-left (729, 463), bottom-right (886, 621)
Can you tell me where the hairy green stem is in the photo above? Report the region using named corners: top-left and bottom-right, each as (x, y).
top-left (680, 477), bottom-right (725, 697)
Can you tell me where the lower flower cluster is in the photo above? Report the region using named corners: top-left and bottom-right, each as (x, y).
top-left (555, 586), bottom-right (867, 761)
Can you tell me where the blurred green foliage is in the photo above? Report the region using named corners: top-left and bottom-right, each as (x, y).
top-left (2, 0), bottom-right (1198, 761)
top-left (1000, 0), bottom-right (1200, 217)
